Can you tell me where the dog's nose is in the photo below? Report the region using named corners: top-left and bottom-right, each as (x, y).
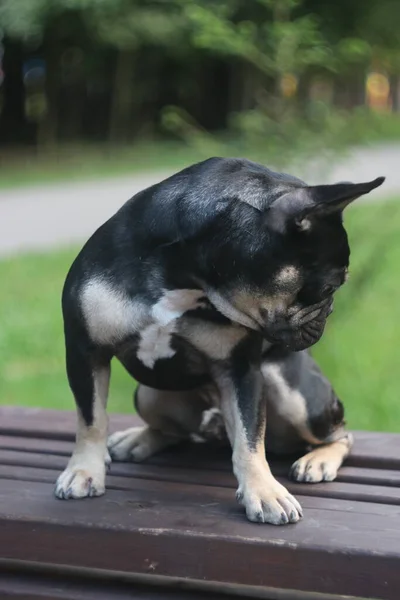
top-left (327, 300), bottom-right (334, 316)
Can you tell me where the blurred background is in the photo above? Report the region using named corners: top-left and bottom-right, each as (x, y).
top-left (0, 0), bottom-right (399, 431)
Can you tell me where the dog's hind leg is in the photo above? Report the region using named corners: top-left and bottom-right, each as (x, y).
top-left (261, 350), bottom-right (353, 484)
top-left (108, 384), bottom-right (208, 462)
top-left (55, 335), bottom-right (111, 500)
top-left (107, 425), bottom-right (180, 463)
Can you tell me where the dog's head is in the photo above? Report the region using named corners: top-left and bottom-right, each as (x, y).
top-left (189, 159), bottom-right (385, 351)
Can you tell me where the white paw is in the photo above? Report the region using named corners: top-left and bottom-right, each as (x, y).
top-left (107, 427), bottom-right (156, 462)
top-left (55, 461), bottom-right (106, 500)
top-left (237, 477), bottom-right (303, 525)
top-left (290, 453), bottom-right (339, 483)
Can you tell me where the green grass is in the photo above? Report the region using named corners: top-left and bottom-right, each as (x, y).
top-left (1, 112), bottom-right (400, 191)
top-left (0, 246), bottom-right (135, 412)
top-left (0, 141), bottom-right (206, 190)
top-left (3, 111), bottom-right (400, 191)
top-left (2, 111), bottom-right (400, 191)
top-left (314, 198), bottom-right (400, 432)
top-left (0, 199), bottom-right (399, 431)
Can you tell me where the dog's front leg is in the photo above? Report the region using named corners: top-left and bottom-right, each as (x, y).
top-left (215, 342), bottom-right (303, 525)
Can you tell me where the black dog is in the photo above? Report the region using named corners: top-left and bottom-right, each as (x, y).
top-left (57, 158), bottom-right (384, 525)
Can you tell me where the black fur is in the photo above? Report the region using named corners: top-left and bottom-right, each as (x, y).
top-left (62, 157), bottom-right (382, 424)
top-left (60, 157), bottom-right (384, 517)
top-left (231, 333), bottom-right (265, 451)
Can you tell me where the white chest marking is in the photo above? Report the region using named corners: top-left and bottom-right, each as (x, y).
top-left (137, 289), bottom-right (206, 369)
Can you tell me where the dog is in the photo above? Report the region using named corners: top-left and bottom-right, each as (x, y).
top-left (56, 157), bottom-right (384, 525)
top-left (109, 345), bottom-right (353, 489)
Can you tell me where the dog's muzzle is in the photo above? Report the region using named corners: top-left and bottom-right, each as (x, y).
top-left (263, 299), bottom-right (333, 352)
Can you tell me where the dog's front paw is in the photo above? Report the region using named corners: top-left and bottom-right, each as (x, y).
top-left (55, 461), bottom-right (106, 500)
top-left (237, 477), bottom-right (303, 525)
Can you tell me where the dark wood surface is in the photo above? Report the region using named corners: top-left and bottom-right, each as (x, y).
top-left (0, 406), bottom-right (400, 599)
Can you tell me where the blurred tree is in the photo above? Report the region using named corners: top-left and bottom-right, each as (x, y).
top-left (0, 0), bottom-right (190, 143)
top-left (0, 0), bottom-right (61, 148)
top-left (180, 0), bottom-right (331, 107)
top-left (164, 0), bottom-right (342, 167)
top-left (1, 0), bottom-right (400, 148)
top-left (78, 0), bottom-right (189, 142)
top-left (0, 1), bottom-right (101, 147)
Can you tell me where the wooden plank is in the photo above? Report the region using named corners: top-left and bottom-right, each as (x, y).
top-left (1, 407), bottom-right (400, 470)
top-left (0, 573), bottom-right (192, 600)
top-left (2, 446), bottom-right (400, 507)
top-left (0, 434), bottom-right (236, 472)
top-left (3, 476), bottom-right (400, 554)
top-left (0, 436), bottom-right (400, 494)
top-left (347, 431), bottom-right (400, 470)
top-left (0, 435), bottom-right (74, 455)
top-left (2, 434), bottom-right (400, 490)
top-left (0, 407), bottom-right (136, 441)
top-left (0, 568), bottom-right (350, 600)
top-left (2, 462), bottom-right (400, 521)
top-left (0, 571), bottom-right (266, 600)
top-left (334, 465), bottom-right (400, 487)
top-left (1, 478), bottom-right (400, 599)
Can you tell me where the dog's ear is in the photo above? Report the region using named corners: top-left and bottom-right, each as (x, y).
top-left (267, 177), bottom-right (385, 232)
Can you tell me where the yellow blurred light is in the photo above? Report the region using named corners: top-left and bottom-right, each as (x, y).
top-left (367, 73), bottom-right (390, 97)
top-left (366, 72), bottom-right (390, 99)
top-left (366, 72), bottom-right (390, 111)
top-left (24, 92), bottom-right (47, 122)
top-left (280, 74), bottom-right (298, 98)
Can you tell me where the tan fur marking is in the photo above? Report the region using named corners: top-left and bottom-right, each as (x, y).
top-left (180, 320), bottom-right (247, 360)
top-left (274, 265), bottom-right (300, 286)
top-left (291, 433), bottom-right (353, 483)
top-left (225, 289), bottom-right (295, 330)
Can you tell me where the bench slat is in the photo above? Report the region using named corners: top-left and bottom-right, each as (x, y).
top-left (0, 571), bottom-right (261, 600)
top-left (2, 434), bottom-right (400, 488)
top-left (2, 463), bottom-right (400, 520)
top-left (1, 407), bottom-right (400, 470)
top-left (1, 478), bottom-right (400, 599)
top-left (2, 447), bottom-right (400, 506)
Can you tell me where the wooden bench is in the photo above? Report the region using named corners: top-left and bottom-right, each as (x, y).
top-left (0, 406), bottom-right (400, 600)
